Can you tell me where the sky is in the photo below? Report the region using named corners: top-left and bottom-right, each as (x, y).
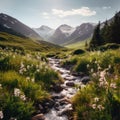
top-left (0, 0), bottom-right (120, 29)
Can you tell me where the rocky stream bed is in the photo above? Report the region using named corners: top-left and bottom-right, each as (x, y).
top-left (32, 58), bottom-right (90, 120)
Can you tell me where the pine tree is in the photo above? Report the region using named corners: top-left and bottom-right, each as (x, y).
top-left (101, 20), bottom-right (110, 43)
top-left (109, 12), bottom-right (120, 43)
top-left (89, 22), bottom-right (102, 48)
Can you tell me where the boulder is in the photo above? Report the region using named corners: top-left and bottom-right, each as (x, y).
top-left (53, 84), bottom-right (63, 93)
top-left (66, 82), bottom-right (75, 87)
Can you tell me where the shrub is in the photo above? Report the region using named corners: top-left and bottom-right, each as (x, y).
top-left (35, 68), bottom-right (62, 89)
top-left (73, 49), bottom-right (85, 55)
top-left (74, 59), bottom-right (90, 74)
top-left (0, 90), bottom-right (34, 120)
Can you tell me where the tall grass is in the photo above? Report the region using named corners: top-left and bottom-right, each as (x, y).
top-left (0, 48), bottom-right (62, 119)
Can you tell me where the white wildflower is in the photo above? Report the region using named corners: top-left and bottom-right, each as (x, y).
top-left (100, 70), bottom-right (106, 78)
top-left (90, 68), bottom-right (94, 73)
top-left (110, 83), bottom-right (117, 89)
top-left (23, 68), bottom-right (27, 72)
top-left (0, 111), bottom-right (3, 119)
top-left (20, 95), bottom-right (26, 101)
top-left (108, 65), bottom-right (111, 69)
top-left (14, 88), bottom-right (21, 97)
top-left (20, 62), bottom-right (24, 68)
top-left (27, 65), bottom-right (30, 69)
top-left (97, 105), bottom-right (104, 111)
top-left (95, 61), bottom-right (97, 64)
top-left (92, 73), bottom-right (97, 77)
top-left (37, 69), bottom-right (40, 72)
top-left (0, 84), bottom-right (2, 89)
top-left (31, 78), bottom-right (35, 82)
top-left (94, 97), bottom-right (99, 102)
top-left (87, 64), bottom-right (90, 68)
top-left (91, 104), bottom-right (96, 109)
top-left (99, 77), bottom-right (104, 82)
top-left (80, 84), bottom-right (86, 89)
top-left (26, 77), bottom-right (30, 81)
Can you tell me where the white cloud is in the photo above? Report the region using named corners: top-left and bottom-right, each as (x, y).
top-left (42, 12), bottom-right (49, 16)
top-left (52, 7), bottom-right (96, 18)
top-left (42, 12), bottom-right (50, 19)
top-left (102, 6), bottom-right (111, 10)
top-left (43, 16), bottom-right (50, 19)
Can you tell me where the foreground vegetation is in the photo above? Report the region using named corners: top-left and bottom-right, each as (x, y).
top-left (61, 49), bottom-right (120, 120)
top-left (0, 47), bottom-right (63, 120)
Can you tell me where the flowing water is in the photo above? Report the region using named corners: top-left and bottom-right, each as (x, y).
top-left (44, 58), bottom-right (86, 120)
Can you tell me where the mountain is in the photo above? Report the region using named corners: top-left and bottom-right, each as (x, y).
top-left (49, 24), bottom-right (75, 45)
top-left (0, 13), bottom-right (41, 39)
top-left (48, 23), bottom-right (95, 45)
top-left (65, 23), bottom-right (95, 45)
top-left (33, 25), bottom-right (54, 40)
top-left (101, 11), bottom-right (120, 28)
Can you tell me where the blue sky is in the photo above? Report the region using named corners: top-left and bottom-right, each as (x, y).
top-left (0, 0), bottom-right (120, 28)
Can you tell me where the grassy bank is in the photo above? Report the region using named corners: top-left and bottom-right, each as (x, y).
top-left (61, 49), bottom-right (120, 120)
top-left (0, 47), bottom-right (63, 120)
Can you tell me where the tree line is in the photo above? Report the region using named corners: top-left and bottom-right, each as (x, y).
top-left (89, 11), bottom-right (120, 49)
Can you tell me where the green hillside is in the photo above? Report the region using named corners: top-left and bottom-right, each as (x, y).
top-left (65, 38), bottom-right (90, 49)
top-left (0, 32), bottom-right (61, 52)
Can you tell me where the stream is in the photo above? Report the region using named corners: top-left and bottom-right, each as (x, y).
top-left (44, 58), bottom-right (88, 120)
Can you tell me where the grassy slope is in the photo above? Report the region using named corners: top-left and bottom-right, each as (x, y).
top-left (65, 38), bottom-right (90, 49)
top-left (0, 32), bottom-right (62, 52)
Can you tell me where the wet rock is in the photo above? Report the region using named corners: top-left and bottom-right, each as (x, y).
top-left (72, 72), bottom-right (85, 77)
top-left (59, 97), bottom-right (71, 104)
top-left (66, 82), bottom-right (75, 87)
top-left (32, 114), bottom-right (45, 120)
top-left (58, 104), bottom-right (73, 116)
top-left (54, 102), bottom-right (60, 110)
top-left (53, 84), bottom-right (63, 93)
top-left (51, 94), bottom-right (65, 100)
top-left (81, 76), bottom-right (90, 84)
top-left (45, 99), bottom-right (55, 108)
top-left (38, 104), bottom-right (44, 111)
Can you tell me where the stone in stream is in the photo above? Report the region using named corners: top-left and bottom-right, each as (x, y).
top-left (57, 104), bottom-right (73, 116)
top-left (54, 102), bottom-right (60, 110)
top-left (66, 82), bottom-right (75, 87)
top-left (32, 114), bottom-right (45, 120)
top-left (72, 72), bottom-right (85, 77)
top-left (52, 84), bottom-right (64, 93)
top-left (59, 97), bottom-right (71, 105)
top-left (51, 94), bottom-right (65, 100)
top-left (38, 104), bottom-right (44, 112)
top-left (81, 76), bottom-right (90, 84)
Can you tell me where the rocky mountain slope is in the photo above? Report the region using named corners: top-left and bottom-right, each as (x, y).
top-left (0, 13), bottom-right (41, 39)
top-left (33, 25), bottom-right (54, 40)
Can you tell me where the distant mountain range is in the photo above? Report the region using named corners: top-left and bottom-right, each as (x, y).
top-left (33, 25), bottom-right (54, 40)
top-left (0, 12), bottom-right (118, 47)
top-left (34, 23), bottom-right (96, 45)
top-left (0, 13), bottom-right (42, 39)
top-left (0, 13), bottom-right (61, 52)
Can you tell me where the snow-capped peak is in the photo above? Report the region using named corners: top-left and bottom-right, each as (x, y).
top-left (58, 24), bottom-right (76, 36)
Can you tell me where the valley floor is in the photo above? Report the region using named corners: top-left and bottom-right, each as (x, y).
top-left (0, 47), bottom-right (120, 120)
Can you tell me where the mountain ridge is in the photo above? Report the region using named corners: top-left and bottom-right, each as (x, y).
top-left (0, 13), bottom-right (42, 39)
